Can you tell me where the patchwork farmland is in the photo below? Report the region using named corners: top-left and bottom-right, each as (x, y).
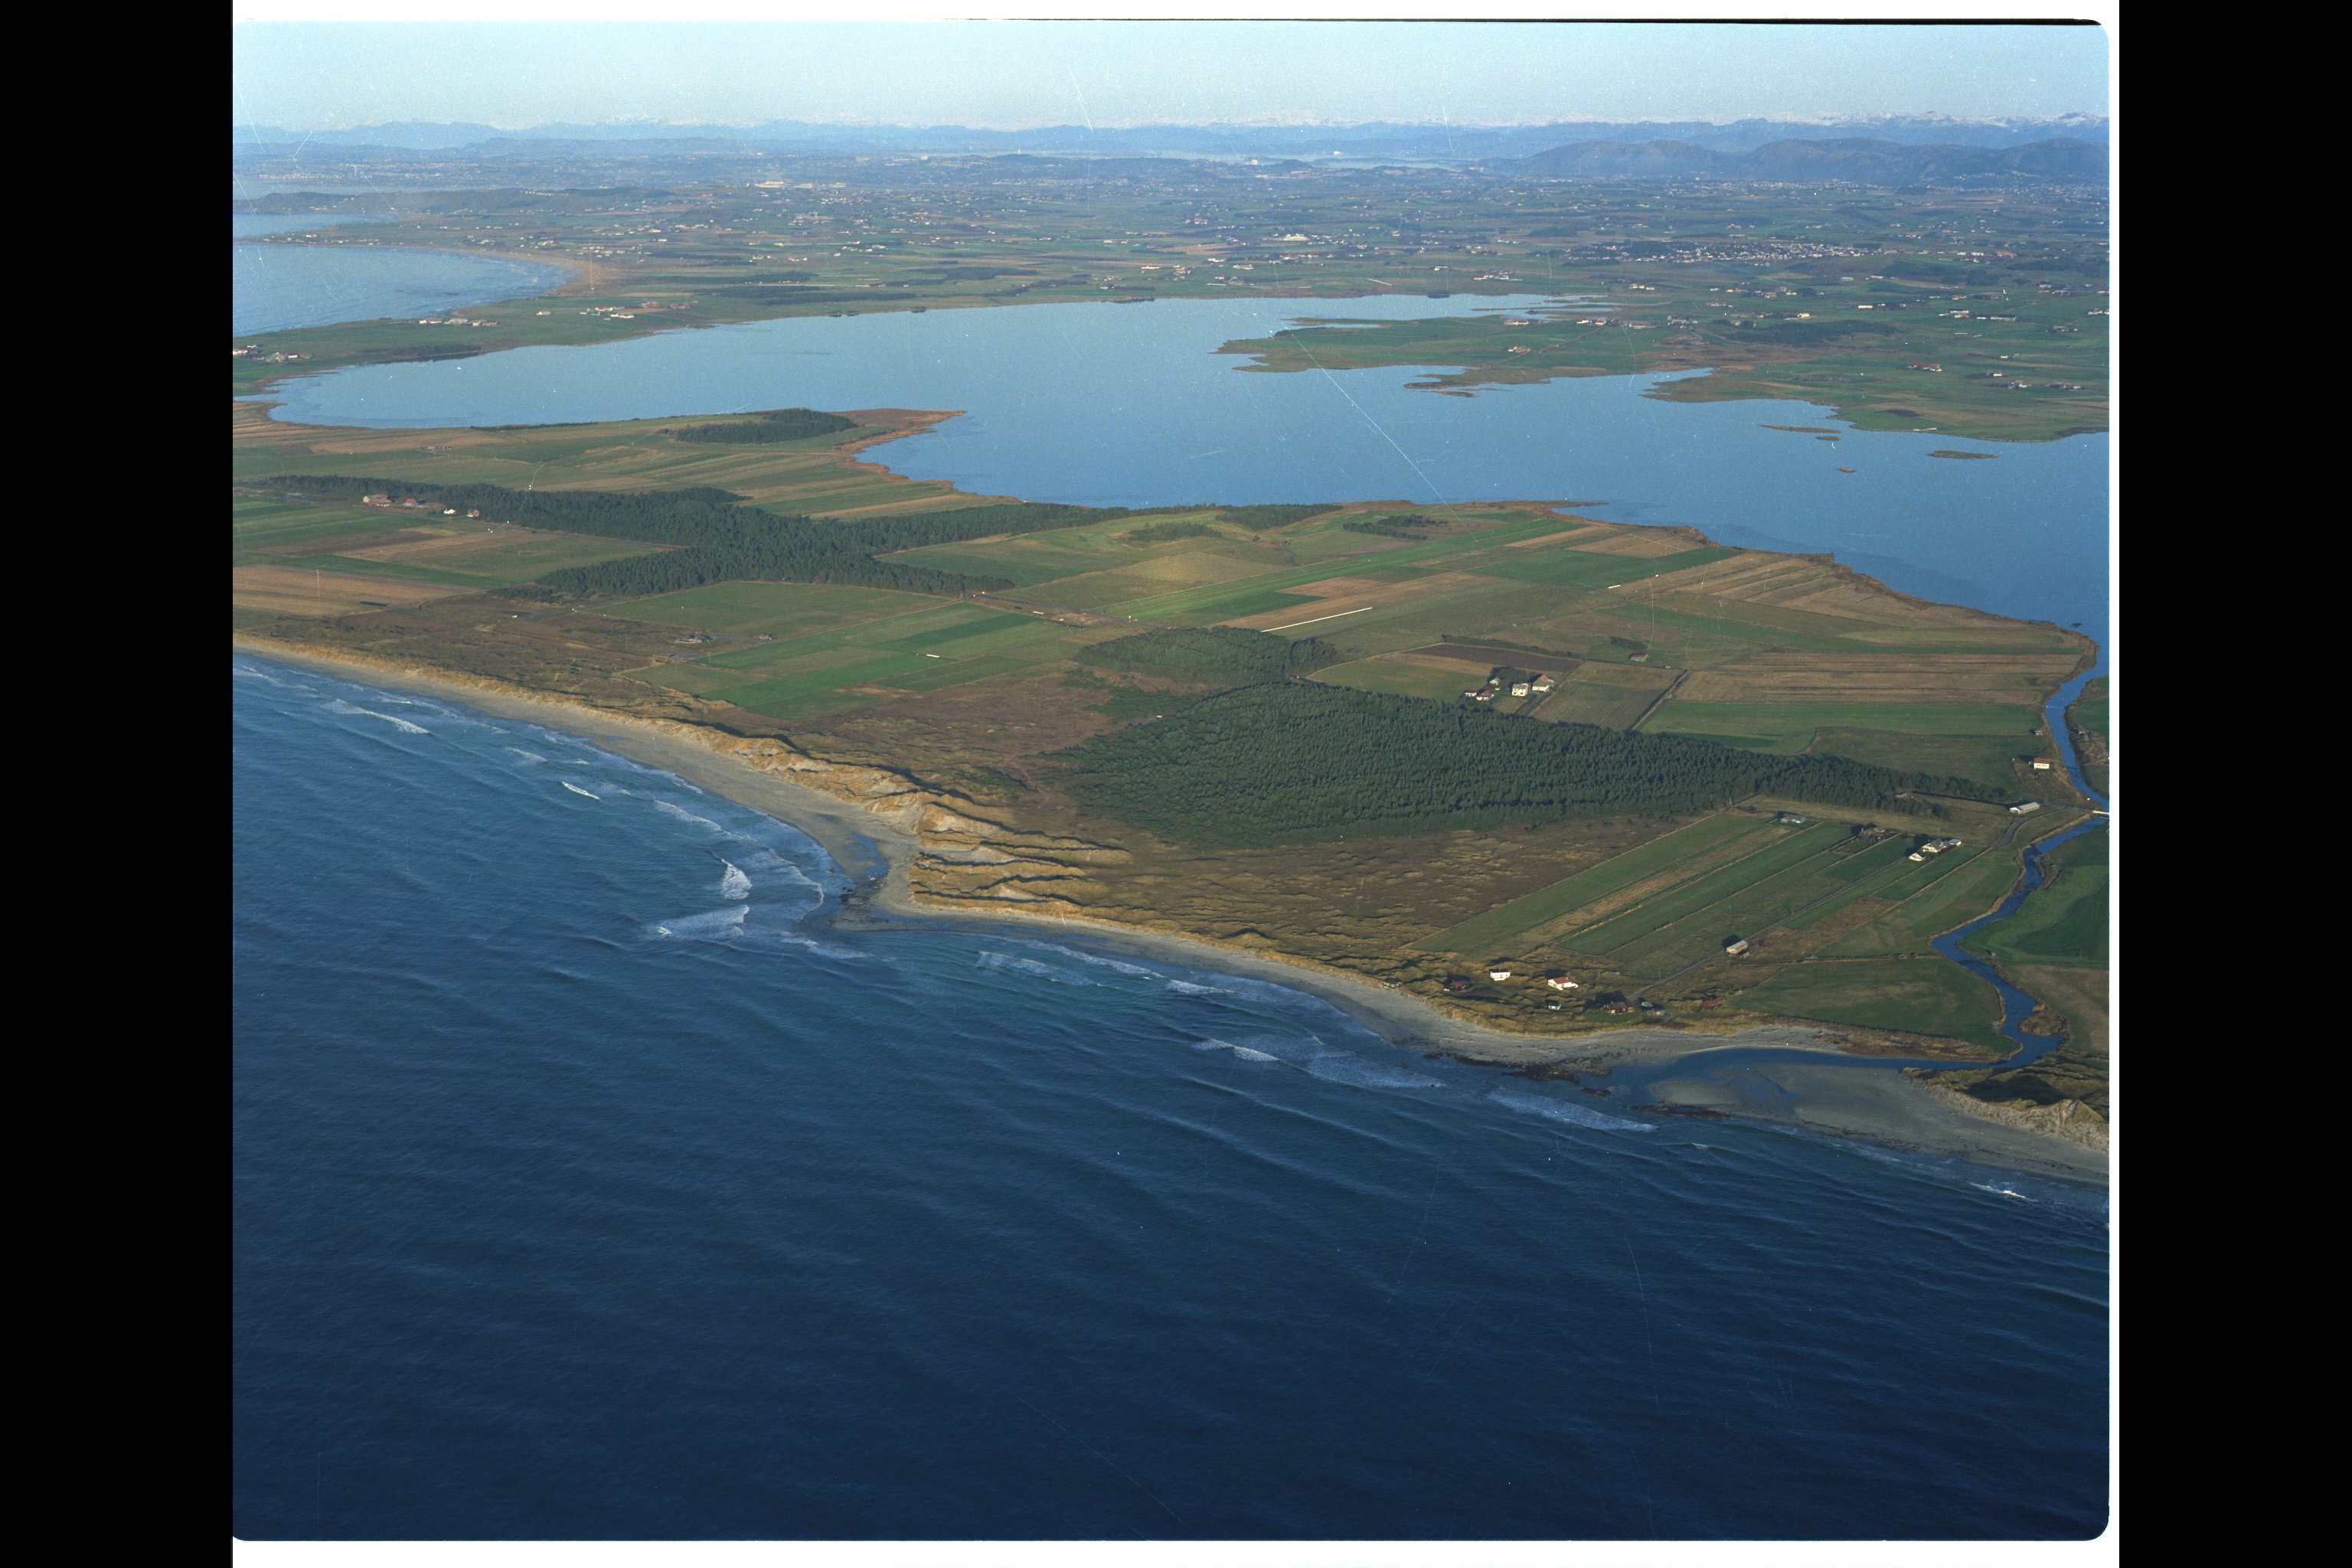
top-left (234, 398), bottom-right (2098, 1061)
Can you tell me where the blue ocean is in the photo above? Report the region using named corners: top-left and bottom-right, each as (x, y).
top-left (232, 656), bottom-right (2109, 1540)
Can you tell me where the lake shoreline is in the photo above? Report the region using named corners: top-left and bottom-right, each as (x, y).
top-left (234, 635), bottom-right (2107, 1184)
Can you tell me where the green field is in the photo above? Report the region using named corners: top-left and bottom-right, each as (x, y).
top-left (1414, 812), bottom-right (1766, 955)
top-left (1607, 834), bottom-right (1922, 979)
top-left (1644, 701), bottom-right (2043, 740)
top-left (1564, 821), bottom-right (1847, 956)
top-left (1821, 847), bottom-right (2024, 956)
top-left (608, 593), bottom-right (1096, 718)
top-left (1963, 830), bottom-right (2109, 969)
top-left (616, 580), bottom-right (936, 637)
top-left (1739, 958), bottom-right (2011, 1052)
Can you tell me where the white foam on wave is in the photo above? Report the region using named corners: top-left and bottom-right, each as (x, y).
top-left (765, 931), bottom-right (870, 962)
top-left (233, 665), bottom-right (283, 684)
top-left (749, 853), bottom-right (822, 893)
top-left (1165, 978), bottom-right (1233, 997)
top-left (718, 860), bottom-right (753, 900)
top-left (325, 699), bottom-right (430, 736)
top-left (1022, 941), bottom-right (1161, 979)
top-left (976, 951), bottom-right (1093, 985)
top-left (1192, 1038), bottom-right (1281, 1063)
top-left (1488, 1086), bottom-right (1655, 1134)
top-left (652, 798), bottom-right (724, 833)
top-left (648, 905), bottom-right (750, 941)
top-left (1972, 1182), bottom-right (2036, 1203)
top-left (506, 747), bottom-right (547, 765)
top-left (561, 780), bottom-right (601, 800)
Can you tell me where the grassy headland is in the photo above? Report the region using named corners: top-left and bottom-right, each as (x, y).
top-left (235, 394), bottom-right (2105, 1142)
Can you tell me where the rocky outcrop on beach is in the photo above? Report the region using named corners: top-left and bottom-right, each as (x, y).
top-left (711, 734), bottom-right (1132, 908)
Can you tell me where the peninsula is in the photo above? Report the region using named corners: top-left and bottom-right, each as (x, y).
top-left (234, 386), bottom-right (2109, 1165)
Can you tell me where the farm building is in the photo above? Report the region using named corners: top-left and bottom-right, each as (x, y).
top-left (2031, 757), bottom-right (2053, 770)
top-left (1530, 676), bottom-right (1554, 693)
top-left (1724, 939), bottom-right (1751, 956)
top-left (2008, 801), bottom-right (2044, 815)
top-left (1487, 966), bottom-right (1514, 982)
top-left (1510, 682), bottom-right (1530, 697)
top-left (1544, 975), bottom-right (1580, 991)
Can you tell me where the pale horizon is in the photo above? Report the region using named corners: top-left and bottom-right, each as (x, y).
top-left (234, 21), bottom-right (2110, 136)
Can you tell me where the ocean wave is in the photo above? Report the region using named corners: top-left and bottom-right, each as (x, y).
top-left (976, 951), bottom-right (1093, 985)
top-left (764, 931), bottom-right (871, 962)
top-left (1192, 1038), bottom-right (1282, 1063)
top-left (325, 699), bottom-right (429, 736)
top-left (561, 780), bottom-right (601, 800)
top-left (505, 747), bottom-right (547, 765)
top-left (1021, 941), bottom-right (1161, 979)
top-left (718, 860), bottom-right (753, 900)
top-left (652, 798), bottom-right (724, 833)
top-left (1488, 1086), bottom-right (1655, 1134)
top-left (1972, 1182), bottom-right (2036, 1203)
top-left (233, 665), bottom-right (283, 684)
top-left (648, 905), bottom-right (750, 941)
top-left (743, 851), bottom-right (821, 893)
top-left (1165, 978), bottom-right (1234, 997)
top-left (1305, 1050), bottom-right (1442, 1090)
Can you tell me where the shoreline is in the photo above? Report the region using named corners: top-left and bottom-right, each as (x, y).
top-left (234, 635), bottom-right (2108, 1184)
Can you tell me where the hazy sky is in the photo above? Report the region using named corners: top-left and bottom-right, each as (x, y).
top-left (232, 21), bottom-right (2109, 131)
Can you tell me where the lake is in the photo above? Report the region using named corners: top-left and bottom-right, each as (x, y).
top-left (253, 292), bottom-right (2110, 662)
top-left (234, 214), bottom-right (570, 336)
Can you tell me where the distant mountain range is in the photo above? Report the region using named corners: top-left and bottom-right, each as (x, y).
top-left (1515, 136), bottom-right (2107, 183)
top-left (229, 113), bottom-right (2108, 163)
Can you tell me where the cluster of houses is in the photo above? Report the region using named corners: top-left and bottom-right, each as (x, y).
top-left (1446, 965), bottom-right (1588, 1013)
top-left (1907, 837), bottom-right (1965, 864)
top-left (232, 345), bottom-right (308, 364)
top-left (1476, 964), bottom-right (1584, 990)
top-left (416, 315), bottom-right (499, 328)
top-left (1462, 672), bottom-right (1557, 704)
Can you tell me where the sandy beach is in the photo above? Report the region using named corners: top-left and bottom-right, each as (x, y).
top-left (234, 635), bottom-right (2108, 1184)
